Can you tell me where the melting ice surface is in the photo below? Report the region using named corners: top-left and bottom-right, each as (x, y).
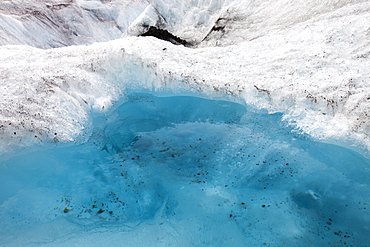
top-left (0, 92), bottom-right (369, 246)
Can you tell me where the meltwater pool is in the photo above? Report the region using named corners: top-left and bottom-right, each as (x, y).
top-left (0, 93), bottom-right (369, 246)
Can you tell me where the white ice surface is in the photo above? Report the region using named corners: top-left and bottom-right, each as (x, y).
top-left (0, 0), bottom-right (369, 155)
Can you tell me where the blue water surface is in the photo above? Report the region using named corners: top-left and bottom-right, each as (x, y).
top-left (0, 93), bottom-right (369, 246)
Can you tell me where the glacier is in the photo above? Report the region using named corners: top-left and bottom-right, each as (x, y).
top-left (0, 0), bottom-right (370, 246)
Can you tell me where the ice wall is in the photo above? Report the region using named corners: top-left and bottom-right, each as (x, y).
top-left (0, 0), bottom-right (369, 155)
top-left (0, 0), bottom-right (150, 48)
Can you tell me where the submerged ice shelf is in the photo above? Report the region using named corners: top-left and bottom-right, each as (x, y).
top-left (0, 93), bottom-right (369, 246)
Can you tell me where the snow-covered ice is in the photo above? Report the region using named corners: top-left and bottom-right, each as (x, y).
top-left (0, 0), bottom-right (370, 246)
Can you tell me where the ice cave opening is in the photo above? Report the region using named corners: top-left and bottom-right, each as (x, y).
top-left (0, 92), bottom-right (369, 246)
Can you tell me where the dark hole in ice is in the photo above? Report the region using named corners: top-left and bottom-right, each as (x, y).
top-left (140, 26), bottom-right (190, 46)
top-left (0, 92), bottom-right (369, 246)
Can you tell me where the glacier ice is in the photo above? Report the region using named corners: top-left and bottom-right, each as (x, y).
top-left (0, 0), bottom-right (370, 246)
